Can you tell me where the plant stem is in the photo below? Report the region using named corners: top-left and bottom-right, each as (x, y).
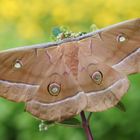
top-left (87, 112), bottom-right (92, 123)
top-left (80, 111), bottom-right (94, 140)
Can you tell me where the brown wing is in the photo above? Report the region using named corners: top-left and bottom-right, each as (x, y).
top-left (0, 36), bottom-right (130, 122)
top-left (26, 42), bottom-right (87, 122)
top-left (78, 48), bottom-right (130, 112)
top-left (0, 46), bottom-right (59, 102)
top-left (77, 18), bottom-right (140, 75)
top-left (0, 43), bottom-right (87, 122)
top-left (26, 42), bottom-right (129, 122)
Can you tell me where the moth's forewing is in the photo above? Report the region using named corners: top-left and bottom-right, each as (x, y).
top-left (0, 44), bottom-right (87, 122)
top-left (78, 18), bottom-right (140, 75)
top-left (0, 49), bottom-right (39, 102)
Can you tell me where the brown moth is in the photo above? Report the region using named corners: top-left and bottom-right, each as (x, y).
top-left (0, 18), bottom-right (139, 122)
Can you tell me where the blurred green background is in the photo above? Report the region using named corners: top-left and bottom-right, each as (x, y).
top-left (0, 0), bottom-right (140, 140)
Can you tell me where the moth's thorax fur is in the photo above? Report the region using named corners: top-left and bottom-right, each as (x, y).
top-left (62, 42), bottom-right (79, 78)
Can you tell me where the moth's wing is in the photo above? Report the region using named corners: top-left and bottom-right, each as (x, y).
top-left (0, 48), bottom-right (41, 102)
top-left (26, 43), bottom-right (87, 122)
top-left (0, 44), bottom-right (87, 122)
top-left (0, 46), bottom-right (64, 102)
top-left (78, 50), bottom-right (129, 112)
top-left (78, 18), bottom-right (140, 75)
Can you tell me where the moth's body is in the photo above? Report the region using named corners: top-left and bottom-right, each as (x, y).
top-left (0, 18), bottom-right (140, 122)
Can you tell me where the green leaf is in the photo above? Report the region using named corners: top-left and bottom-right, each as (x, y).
top-left (52, 27), bottom-right (62, 37)
top-left (57, 117), bottom-right (81, 128)
top-left (90, 24), bottom-right (98, 32)
top-left (115, 101), bottom-right (126, 112)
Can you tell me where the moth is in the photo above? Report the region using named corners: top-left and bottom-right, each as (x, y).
top-left (0, 18), bottom-right (139, 122)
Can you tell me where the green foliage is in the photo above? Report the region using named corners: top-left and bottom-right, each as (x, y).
top-left (52, 26), bottom-right (87, 41)
top-left (57, 117), bottom-right (81, 128)
top-left (115, 101), bottom-right (126, 112)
